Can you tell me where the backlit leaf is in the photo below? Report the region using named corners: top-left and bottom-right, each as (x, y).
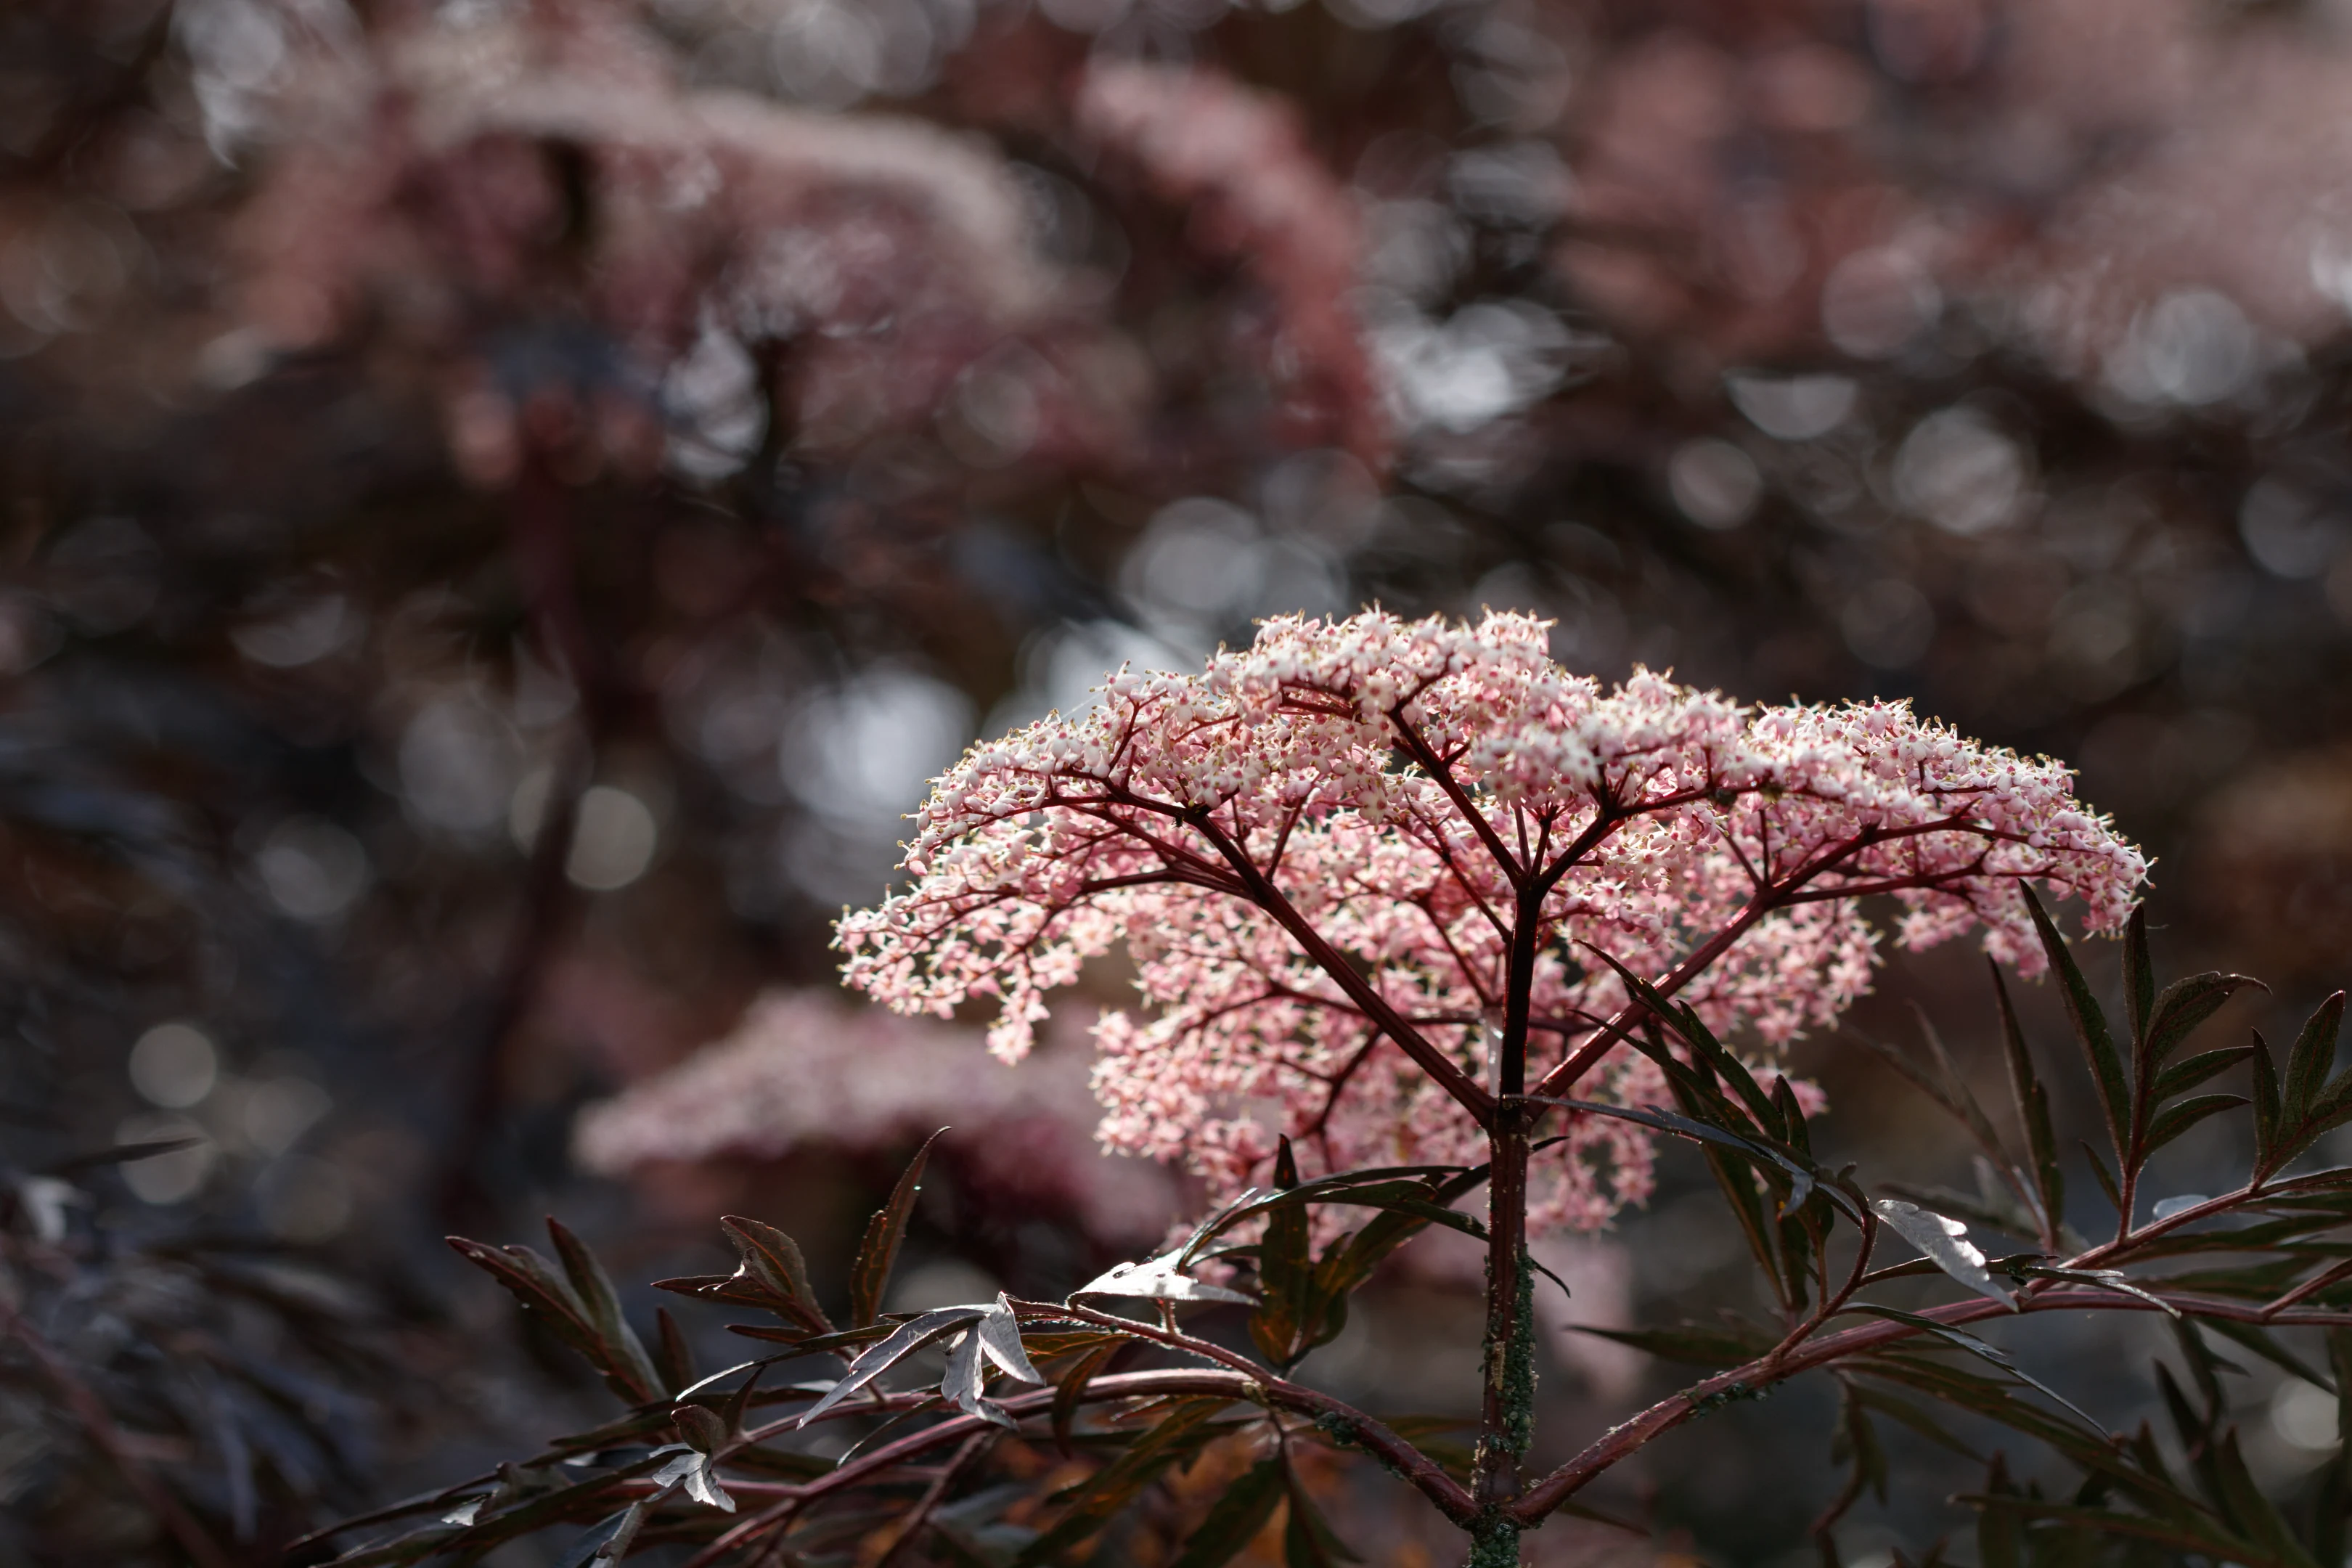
top-left (849, 1127), bottom-right (948, 1330)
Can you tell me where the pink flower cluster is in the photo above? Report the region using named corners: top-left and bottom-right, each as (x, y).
top-left (838, 611), bottom-right (2146, 1234)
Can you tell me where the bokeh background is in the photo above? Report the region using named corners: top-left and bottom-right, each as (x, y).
top-left (8, 0), bottom-right (2352, 1560)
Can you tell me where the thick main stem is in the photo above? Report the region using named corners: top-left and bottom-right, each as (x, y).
top-left (1474, 1111), bottom-right (1533, 1530)
top-left (1472, 883), bottom-right (1543, 1561)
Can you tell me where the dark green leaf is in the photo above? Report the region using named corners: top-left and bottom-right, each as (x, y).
top-left (1773, 1075), bottom-right (1813, 1163)
top-left (1169, 1456), bottom-right (1286, 1568)
top-left (2284, 993), bottom-right (2347, 1127)
top-left (1575, 1320), bottom-right (1774, 1367)
top-left (2168, 1318), bottom-right (2234, 1422)
top-left (1530, 1096), bottom-right (1855, 1222)
top-left (1294, 1185), bottom-right (1463, 1357)
top-left (2141, 973), bottom-right (2255, 1073)
top-left (850, 1127), bottom-right (948, 1330)
top-left (2150, 1045), bottom-right (2255, 1103)
top-left (2253, 1031), bottom-right (2284, 1175)
top-left (1580, 944), bottom-right (1783, 1133)
top-left (2121, 908), bottom-right (2154, 1049)
top-left (2142, 1094), bottom-right (2249, 1157)
top-left (1860, 1356), bottom-right (2120, 1477)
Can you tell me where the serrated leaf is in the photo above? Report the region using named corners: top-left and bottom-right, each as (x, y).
top-left (849, 1127), bottom-right (948, 1330)
top-left (1990, 963), bottom-right (2065, 1245)
top-left (549, 1219), bottom-right (663, 1404)
top-left (448, 1237), bottom-right (612, 1378)
top-left (422, 1454), bottom-right (667, 1561)
top-left (720, 1216), bottom-right (832, 1336)
top-left (1289, 1167), bottom-right (1488, 1357)
top-left (1871, 1200), bottom-right (2016, 1310)
top-left (2022, 886), bottom-right (2129, 1164)
top-left (2141, 973), bottom-right (2255, 1073)
top-left (1169, 1456), bottom-right (1286, 1568)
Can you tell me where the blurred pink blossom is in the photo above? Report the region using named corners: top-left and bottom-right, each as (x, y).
top-left (573, 988), bottom-right (1184, 1246)
top-left (1076, 61), bottom-right (1386, 469)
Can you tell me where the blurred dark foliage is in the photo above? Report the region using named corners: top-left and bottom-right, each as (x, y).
top-left (8, 0), bottom-right (2352, 1559)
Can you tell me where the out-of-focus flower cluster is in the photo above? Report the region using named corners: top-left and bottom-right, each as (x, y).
top-left (843, 611), bottom-right (2144, 1233)
top-left (573, 987), bottom-right (1184, 1246)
